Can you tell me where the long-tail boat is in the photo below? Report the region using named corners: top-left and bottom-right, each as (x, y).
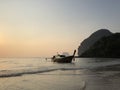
top-left (52, 50), bottom-right (76, 63)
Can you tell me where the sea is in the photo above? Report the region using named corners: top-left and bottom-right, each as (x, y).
top-left (0, 58), bottom-right (120, 90)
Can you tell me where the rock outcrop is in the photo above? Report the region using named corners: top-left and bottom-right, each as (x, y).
top-left (80, 33), bottom-right (120, 58)
top-left (78, 29), bottom-right (112, 56)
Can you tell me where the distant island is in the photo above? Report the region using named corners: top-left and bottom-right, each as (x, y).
top-left (78, 29), bottom-right (120, 58)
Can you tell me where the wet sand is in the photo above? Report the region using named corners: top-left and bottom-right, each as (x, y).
top-left (0, 68), bottom-right (120, 90)
top-left (0, 70), bottom-right (85, 90)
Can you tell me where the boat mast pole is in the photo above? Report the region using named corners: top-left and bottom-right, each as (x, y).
top-left (73, 50), bottom-right (76, 56)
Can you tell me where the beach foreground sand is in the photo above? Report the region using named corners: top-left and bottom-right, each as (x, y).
top-left (0, 68), bottom-right (120, 90)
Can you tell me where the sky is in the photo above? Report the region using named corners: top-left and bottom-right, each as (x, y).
top-left (0, 0), bottom-right (120, 57)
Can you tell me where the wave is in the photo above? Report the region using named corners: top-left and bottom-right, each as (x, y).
top-left (0, 67), bottom-right (86, 78)
top-left (0, 68), bottom-right (58, 78)
top-left (0, 61), bottom-right (120, 78)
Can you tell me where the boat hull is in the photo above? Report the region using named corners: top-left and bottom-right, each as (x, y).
top-left (52, 56), bottom-right (74, 63)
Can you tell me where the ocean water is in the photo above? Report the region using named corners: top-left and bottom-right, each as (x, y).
top-left (0, 58), bottom-right (120, 90)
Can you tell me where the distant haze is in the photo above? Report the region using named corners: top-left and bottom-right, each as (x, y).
top-left (0, 0), bottom-right (120, 57)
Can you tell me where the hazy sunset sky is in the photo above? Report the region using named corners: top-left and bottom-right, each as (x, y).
top-left (0, 0), bottom-right (120, 57)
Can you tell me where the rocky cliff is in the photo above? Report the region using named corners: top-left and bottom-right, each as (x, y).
top-left (80, 33), bottom-right (120, 58)
top-left (78, 29), bottom-right (112, 56)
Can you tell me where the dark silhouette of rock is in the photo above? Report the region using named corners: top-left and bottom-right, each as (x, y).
top-left (80, 33), bottom-right (120, 58)
top-left (78, 29), bottom-right (112, 56)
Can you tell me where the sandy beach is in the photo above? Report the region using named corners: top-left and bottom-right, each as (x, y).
top-left (0, 68), bottom-right (120, 90)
